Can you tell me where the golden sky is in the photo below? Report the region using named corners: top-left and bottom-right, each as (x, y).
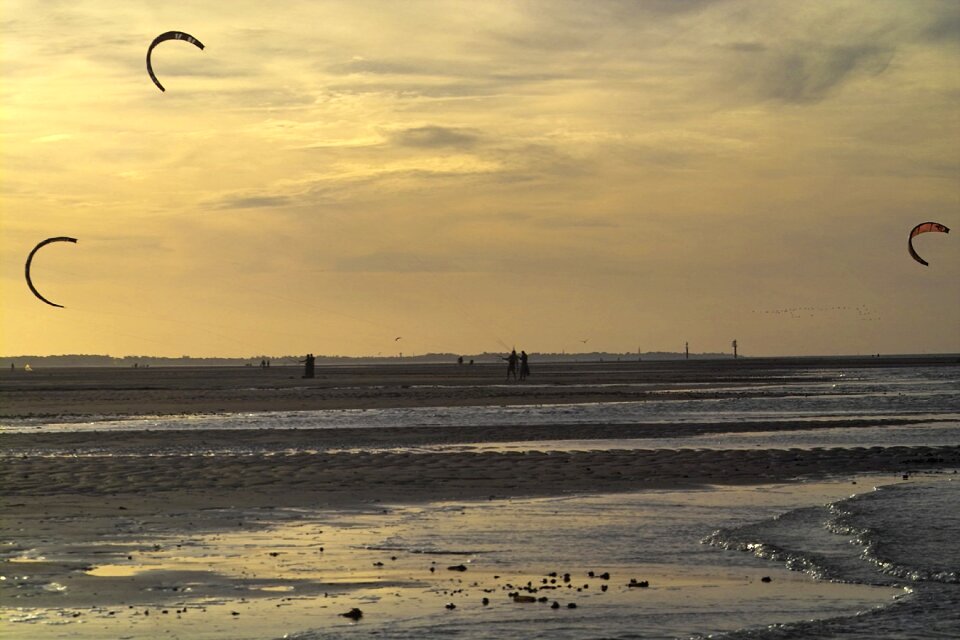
top-left (2, 0), bottom-right (958, 357)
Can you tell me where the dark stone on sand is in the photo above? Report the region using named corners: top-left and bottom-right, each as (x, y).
top-left (761, 576), bottom-right (772, 583)
top-left (551, 601), bottom-right (560, 609)
top-left (448, 564), bottom-right (468, 571)
top-left (341, 608), bottom-right (363, 620)
top-left (601, 584), bottom-right (608, 592)
top-left (628, 579), bottom-right (649, 588)
top-left (482, 597), bottom-right (489, 605)
top-left (588, 571), bottom-right (595, 577)
top-left (445, 602), bottom-right (456, 609)
top-left (567, 602), bottom-right (577, 609)
top-left (600, 572), bottom-right (610, 580)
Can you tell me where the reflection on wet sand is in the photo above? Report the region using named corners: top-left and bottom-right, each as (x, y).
top-left (1, 483), bottom-right (915, 639)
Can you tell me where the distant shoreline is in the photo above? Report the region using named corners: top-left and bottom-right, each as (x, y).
top-left (2, 352), bottom-right (958, 368)
top-left (2, 355), bottom-right (957, 421)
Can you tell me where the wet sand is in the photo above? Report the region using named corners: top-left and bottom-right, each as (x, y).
top-left (2, 358), bottom-right (958, 638)
top-left (3, 356), bottom-right (956, 418)
top-left (3, 358), bottom-right (958, 509)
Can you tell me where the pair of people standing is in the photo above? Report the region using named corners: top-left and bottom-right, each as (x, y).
top-left (505, 349), bottom-right (530, 381)
top-left (301, 353), bottom-right (315, 378)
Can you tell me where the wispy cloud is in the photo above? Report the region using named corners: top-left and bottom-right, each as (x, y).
top-left (392, 125), bottom-right (479, 149)
top-left (732, 43), bottom-right (894, 104)
top-left (3, 0), bottom-right (958, 357)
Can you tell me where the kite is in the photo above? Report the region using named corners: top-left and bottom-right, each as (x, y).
top-left (908, 222), bottom-right (950, 266)
top-left (146, 31), bottom-right (205, 92)
top-left (25, 237), bottom-right (77, 308)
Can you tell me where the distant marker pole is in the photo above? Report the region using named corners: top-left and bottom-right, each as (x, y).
top-left (685, 342), bottom-right (689, 360)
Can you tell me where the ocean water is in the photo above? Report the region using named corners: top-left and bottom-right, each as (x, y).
top-left (698, 479), bottom-right (960, 639)
top-left (274, 477), bottom-right (959, 640)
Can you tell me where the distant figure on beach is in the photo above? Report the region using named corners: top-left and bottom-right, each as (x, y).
top-left (520, 351), bottom-right (530, 381)
top-left (300, 353), bottom-right (315, 378)
top-left (260, 359), bottom-right (266, 369)
top-left (457, 356), bottom-right (464, 365)
top-left (504, 349), bottom-right (518, 381)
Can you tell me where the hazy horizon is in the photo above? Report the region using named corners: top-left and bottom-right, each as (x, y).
top-left (3, 1), bottom-right (958, 359)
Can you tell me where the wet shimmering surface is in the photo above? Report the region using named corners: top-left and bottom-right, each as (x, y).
top-left (1, 479), bottom-right (921, 639)
top-left (1, 362), bottom-right (957, 638)
top-left (3, 365), bottom-right (958, 436)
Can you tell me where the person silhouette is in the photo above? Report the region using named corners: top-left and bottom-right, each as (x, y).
top-left (520, 351), bottom-right (530, 381)
top-left (504, 349), bottom-right (518, 381)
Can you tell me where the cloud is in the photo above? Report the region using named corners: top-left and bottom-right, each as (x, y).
top-left (728, 42), bottom-right (894, 104)
top-left (214, 195), bottom-right (292, 210)
top-left (392, 126), bottom-right (479, 149)
top-left (326, 58), bottom-right (444, 77)
top-left (333, 250), bottom-right (461, 273)
top-left (923, 3), bottom-right (960, 41)
top-left (31, 133), bottom-right (74, 144)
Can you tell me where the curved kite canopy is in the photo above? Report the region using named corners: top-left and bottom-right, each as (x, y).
top-left (908, 222), bottom-right (950, 266)
top-left (25, 237), bottom-right (77, 308)
top-left (146, 31), bottom-right (205, 92)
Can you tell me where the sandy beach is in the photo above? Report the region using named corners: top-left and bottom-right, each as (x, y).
top-left (2, 358), bottom-right (958, 638)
